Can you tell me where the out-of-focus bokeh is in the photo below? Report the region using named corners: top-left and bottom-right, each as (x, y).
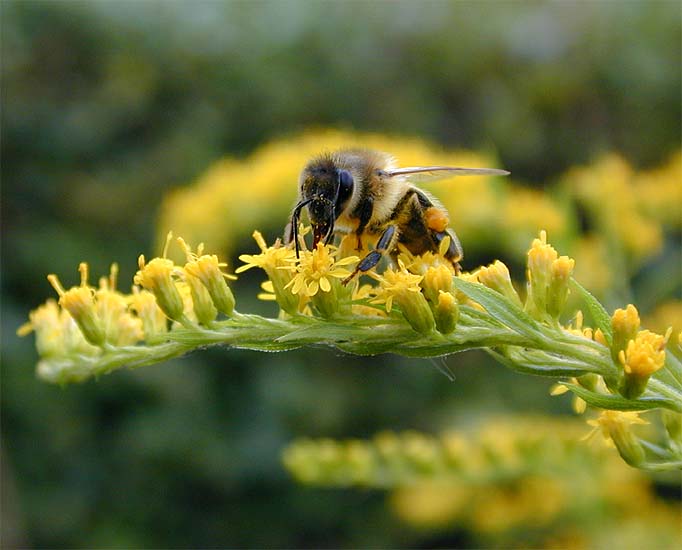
top-left (2, 1), bottom-right (680, 548)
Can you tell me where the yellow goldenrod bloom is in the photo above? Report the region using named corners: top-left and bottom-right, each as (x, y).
top-left (618, 329), bottom-right (670, 398)
top-left (397, 236), bottom-right (456, 277)
top-left (434, 291), bottom-right (459, 334)
top-left (548, 255), bottom-right (575, 319)
top-left (283, 242), bottom-right (358, 318)
top-left (48, 263), bottom-right (106, 346)
top-left (476, 260), bottom-right (522, 308)
top-left (526, 230), bottom-right (558, 318)
top-left (178, 237), bottom-right (236, 317)
top-left (95, 267), bottom-right (143, 346)
top-left (371, 260), bottom-right (435, 334)
top-left (284, 243), bottom-right (357, 297)
top-left (586, 410), bottom-right (648, 467)
top-left (237, 231), bottom-right (300, 315)
top-left (128, 287), bottom-right (168, 342)
top-left (134, 256), bottom-right (185, 322)
top-left (611, 304), bottom-right (641, 361)
top-left (370, 260), bottom-right (423, 313)
top-left (17, 299), bottom-right (99, 358)
top-left (421, 264), bottom-right (455, 306)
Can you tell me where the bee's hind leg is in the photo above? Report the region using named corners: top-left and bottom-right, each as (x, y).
top-left (341, 225), bottom-right (398, 286)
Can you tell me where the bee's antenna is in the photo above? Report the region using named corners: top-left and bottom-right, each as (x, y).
top-left (291, 198), bottom-right (313, 258)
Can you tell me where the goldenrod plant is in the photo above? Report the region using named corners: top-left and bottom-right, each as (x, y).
top-left (282, 416), bottom-right (682, 548)
top-left (19, 225), bottom-right (681, 471)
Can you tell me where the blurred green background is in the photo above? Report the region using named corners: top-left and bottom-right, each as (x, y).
top-left (2, 1), bottom-right (680, 548)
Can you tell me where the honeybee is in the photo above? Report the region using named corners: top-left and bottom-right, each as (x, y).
top-left (285, 149), bottom-right (509, 283)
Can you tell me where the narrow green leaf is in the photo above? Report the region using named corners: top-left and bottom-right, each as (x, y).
top-left (570, 279), bottom-right (613, 345)
top-left (565, 382), bottom-right (681, 413)
top-left (656, 352), bottom-right (682, 389)
top-left (488, 350), bottom-right (592, 377)
top-left (453, 278), bottom-right (543, 339)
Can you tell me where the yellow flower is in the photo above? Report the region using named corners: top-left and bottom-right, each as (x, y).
top-left (237, 231), bottom-right (300, 315)
top-left (134, 256), bottom-right (185, 322)
top-left (370, 260), bottom-right (424, 314)
top-left (612, 304), bottom-right (641, 357)
top-left (47, 263), bottom-right (106, 346)
top-left (547, 255), bottom-right (575, 318)
top-left (371, 261), bottom-right (435, 333)
top-left (257, 280), bottom-right (278, 302)
top-left (237, 231), bottom-right (295, 273)
top-left (434, 291), bottom-right (459, 334)
top-left (618, 329), bottom-right (670, 399)
top-left (94, 265), bottom-right (143, 346)
top-left (285, 242), bottom-right (357, 297)
top-left (18, 299), bottom-right (99, 358)
top-left (476, 260), bottom-right (522, 307)
top-left (422, 264), bottom-right (454, 305)
top-left (283, 243), bottom-right (358, 318)
top-left (526, 230), bottom-right (558, 318)
top-left (586, 410), bottom-right (648, 466)
top-left (128, 287), bottom-right (168, 341)
top-left (178, 237), bottom-right (236, 317)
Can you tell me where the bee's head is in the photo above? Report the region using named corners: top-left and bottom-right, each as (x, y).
top-left (293, 157), bottom-right (355, 250)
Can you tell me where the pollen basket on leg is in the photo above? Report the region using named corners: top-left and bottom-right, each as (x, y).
top-left (425, 207), bottom-right (449, 233)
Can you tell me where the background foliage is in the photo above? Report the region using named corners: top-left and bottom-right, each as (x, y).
top-left (2, 1), bottom-right (680, 548)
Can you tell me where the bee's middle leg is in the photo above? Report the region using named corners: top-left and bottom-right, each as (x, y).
top-left (341, 225), bottom-right (398, 286)
top-left (433, 229), bottom-right (463, 274)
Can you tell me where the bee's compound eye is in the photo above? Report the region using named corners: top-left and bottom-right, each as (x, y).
top-left (337, 170), bottom-right (354, 207)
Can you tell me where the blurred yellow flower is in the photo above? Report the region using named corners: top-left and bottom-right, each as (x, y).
top-left (564, 154), bottom-right (663, 262)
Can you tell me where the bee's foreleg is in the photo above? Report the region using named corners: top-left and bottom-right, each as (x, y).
top-left (342, 225), bottom-right (398, 286)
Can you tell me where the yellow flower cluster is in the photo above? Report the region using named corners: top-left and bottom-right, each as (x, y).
top-left (18, 234), bottom-right (238, 371)
top-left (283, 416), bottom-right (681, 545)
top-left (565, 152), bottom-right (680, 296)
top-left (238, 230), bottom-right (461, 332)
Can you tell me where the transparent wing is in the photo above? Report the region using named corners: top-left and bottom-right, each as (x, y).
top-left (385, 166), bottom-right (510, 183)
